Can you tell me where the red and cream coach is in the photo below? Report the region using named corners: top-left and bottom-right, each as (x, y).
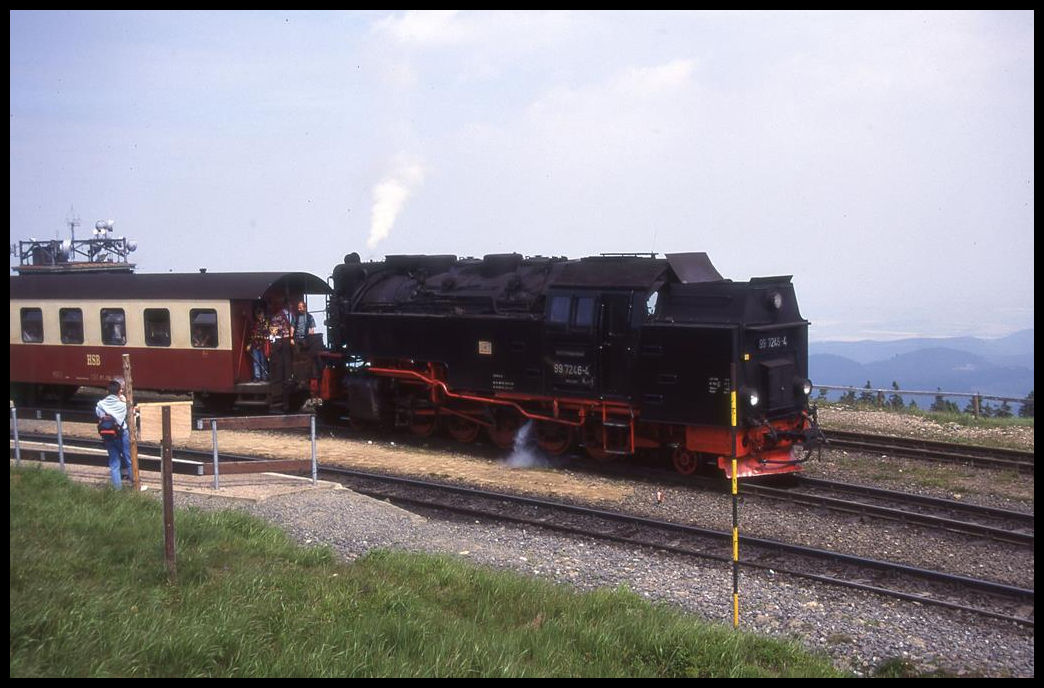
top-left (10, 229), bottom-right (330, 411)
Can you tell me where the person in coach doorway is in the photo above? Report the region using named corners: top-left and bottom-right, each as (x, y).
top-left (268, 298), bottom-right (293, 406)
top-left (291, 298), bottom-right (318, 380)
top-left (291, 299), bottom-right (315, 347)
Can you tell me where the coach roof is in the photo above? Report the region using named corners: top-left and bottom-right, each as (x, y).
top-left (9, 271), bottom-right (332, 300)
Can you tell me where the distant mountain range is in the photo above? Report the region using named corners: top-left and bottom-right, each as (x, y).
top-left (809, 329), bottom-right (1034, 403)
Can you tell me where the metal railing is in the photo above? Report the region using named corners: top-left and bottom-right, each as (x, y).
top-left (813, 384), bottom-right (1029, 418)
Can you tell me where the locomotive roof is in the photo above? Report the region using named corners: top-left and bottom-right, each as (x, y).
top-left (9, 271), bottom-right (332, 300)
top-left (548, 252), bottom-right (723, 289)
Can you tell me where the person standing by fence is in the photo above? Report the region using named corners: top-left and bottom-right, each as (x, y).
top-left (95, 379), bottom-right (132, 489)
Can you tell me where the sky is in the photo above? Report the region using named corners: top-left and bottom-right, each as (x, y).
top-left (9, 10), bottom-right (1035, 342)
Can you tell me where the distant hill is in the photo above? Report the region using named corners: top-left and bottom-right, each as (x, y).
top-left (809, 329), bottom-right (1033, 404)
top-left (810, 329), bottom-right (1034, 368)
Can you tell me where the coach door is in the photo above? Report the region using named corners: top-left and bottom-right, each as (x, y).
top-left (598, 292), bottom-right (634, 398)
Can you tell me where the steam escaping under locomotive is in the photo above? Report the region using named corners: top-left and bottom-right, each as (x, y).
top-left (325, 251), bottom-right (822, 478)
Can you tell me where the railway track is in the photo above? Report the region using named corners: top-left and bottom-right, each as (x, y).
top-left (824, 429), bottom-right (1034, 473)
top-left (745, 476), bottom-right (1034, 548)
top-left (316, 466), bottom-right (1035, 627)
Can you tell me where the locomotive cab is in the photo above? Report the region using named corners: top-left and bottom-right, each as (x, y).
top-left (543, 289), bottom-right (643, 399)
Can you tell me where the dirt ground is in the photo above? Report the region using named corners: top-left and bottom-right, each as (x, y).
top-left (14, 418), bottom-right (636, 505)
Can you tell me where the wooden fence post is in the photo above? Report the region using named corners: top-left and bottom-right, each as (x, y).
top-left (122, 354), bottom-right (140, 490)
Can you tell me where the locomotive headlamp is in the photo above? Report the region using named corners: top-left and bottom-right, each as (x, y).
top-left (795, 377), bottom-right (813, 396)
top-left (767, 291), bottom-right (783, 310)
top-left (747, 389), bottom-right (760, 408)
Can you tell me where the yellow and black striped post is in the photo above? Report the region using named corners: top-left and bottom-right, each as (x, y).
top-left (730, 386), bottom-right (740, 628)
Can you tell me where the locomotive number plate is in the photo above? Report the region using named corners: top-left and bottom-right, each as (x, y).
top-left (550, 359), bottom-right (594, 388)
top-left (757, 335), bottom-right (788, 350)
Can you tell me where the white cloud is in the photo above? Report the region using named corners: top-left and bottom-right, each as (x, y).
top-left (613, 59), bottom-right (698, 97)
top-left (522, 58), bottom-right (702, 175)
top-left (372, 10), bottom-right (574, 55)
top-left (373, 10), bottom-right (467, 47)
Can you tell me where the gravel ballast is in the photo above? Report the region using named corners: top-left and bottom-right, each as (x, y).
top-left (171, 482), bottom-right (1032, 678)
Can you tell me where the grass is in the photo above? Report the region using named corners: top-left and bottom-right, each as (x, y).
top-left (10, 466), bottom-right (847, 678)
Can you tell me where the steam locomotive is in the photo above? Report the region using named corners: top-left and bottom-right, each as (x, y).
top-left (324, 251), bottom-right (822, 478)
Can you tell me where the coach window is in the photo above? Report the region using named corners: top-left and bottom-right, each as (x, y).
top-left (144, 308), bottom-right (171, 347)
top-left (573, 296), bottom-right (595, 330)
top-left (60, 308), bottom-right (84, 344)
top-left (101, 309), bottom-right (127, 345)
top-left (190, 308), bottom-right (218, 348)
top-left (20, 308), bottom-right (43, 343)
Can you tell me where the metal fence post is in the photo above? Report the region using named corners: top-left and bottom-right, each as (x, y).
top-left (56, 412), bottom-right (65, 472)
top-left (11, 406), bottom-right (20, 467)
top-left (211, 419), bottom-right (220, 490)
top-left (310, 414), bottom-right (317, 485)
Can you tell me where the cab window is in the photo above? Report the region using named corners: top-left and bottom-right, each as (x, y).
top-left (101, 309), bottom-right (126, 345)
top-left (144, 308), bottom-right (171, 347)
top-left (190, 309), bottom-right (218, 348)
top-left (645, 290), bottom-right (659, 318)
top-left (548, 295), bottom-right (571, 325)
top-left (20, 308), bottom-right (43, 343)
top-left (573, 296), bottom-right (595, 329)
top-left (60, 308), bottom-right (84, 344)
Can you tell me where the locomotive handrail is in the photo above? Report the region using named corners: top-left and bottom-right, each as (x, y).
top-left (368, 366), bottom-right (636, 429)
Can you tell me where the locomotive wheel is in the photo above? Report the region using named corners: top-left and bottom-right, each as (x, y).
top-left (535, 422), bottom-right (574, 456)
top-left (446, 415), bottom-right (480, 444)
top-left (409, 410), bottom-right (438, 437)
top-left (581, 423), bottom-right (613, 461)
top-left (486, 413), bottom-right (521, 449)
top-left (672, 448), bottom-right (699, 475)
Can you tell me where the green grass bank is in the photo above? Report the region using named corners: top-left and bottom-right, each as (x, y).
top-left (10, 465), bottom-right (846, 678)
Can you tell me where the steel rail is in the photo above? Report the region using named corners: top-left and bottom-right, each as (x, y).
top-left (824, 429), bottom-right (1033, 472)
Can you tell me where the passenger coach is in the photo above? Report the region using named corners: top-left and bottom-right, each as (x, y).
top-left (10, 270), bottom-right (331, 411)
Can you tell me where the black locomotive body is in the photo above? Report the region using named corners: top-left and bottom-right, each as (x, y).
top-left (325, 251), bottom-right (821, 477)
